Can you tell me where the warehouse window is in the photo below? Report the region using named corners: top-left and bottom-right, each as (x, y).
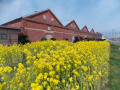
top-left (51, 18), bottom-right (54, 21)
top-left (48, 27), bottom-right (51, 30)
top-left (43, 15), bottom-right (46, 20)
top-left (0, 34), bottom-right (8, 40)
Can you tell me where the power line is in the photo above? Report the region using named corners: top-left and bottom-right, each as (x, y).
top-left (103, 29), bottom-right (120, 41)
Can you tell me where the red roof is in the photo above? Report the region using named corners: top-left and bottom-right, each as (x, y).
top-left (65, 20), bottom-right (80, 31)
top-left (82, 25), bottom-right (89, 33)
top-left (90, 28), bottom-right (95, 34)
top-left (0, 25), bottom-right (20, 30)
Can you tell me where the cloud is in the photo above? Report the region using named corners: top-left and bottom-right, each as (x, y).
top-left (0, 0), bottom-right (33, 24)
top-left (0, 0), bottom-right (120, 33)
top-left (0, 0), bottom-right (81, 25)
top-left (93, 0), bottom-right (119, 20)
top-left (94, 0), bottom-right (120, 32)
top-left (0, 0), bottom-right (21, 23)
top-left (76, 0), bottom-right (120, 32)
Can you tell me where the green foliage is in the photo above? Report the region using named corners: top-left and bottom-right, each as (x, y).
top-left (73, 37), bottom-right (79, 42)
top-left (18, 33), bottom-right (30, 45)
top-left (105, 44), bottom-right (120, 90)
top-left (51, 38), bottom-right (56, 41)
top-left (41, 37), bottom-right (47, 41)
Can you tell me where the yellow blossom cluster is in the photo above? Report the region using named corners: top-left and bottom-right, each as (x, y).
top-left (0, 40), bottom-right (110, 90)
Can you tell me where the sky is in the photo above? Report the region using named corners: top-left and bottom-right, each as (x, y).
top-left (0, 0), bottom-right (120, 33)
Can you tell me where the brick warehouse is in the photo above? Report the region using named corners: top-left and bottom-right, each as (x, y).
top-left (0, 26), bottom-right (19, 45)
top-left (0, 9), bottom-right (102, 44)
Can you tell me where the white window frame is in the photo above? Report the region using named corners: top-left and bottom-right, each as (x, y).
top-left (48, 27), bottom-right (51, 31)
top-left (43, 15), bottom-right (46, 20)
top-left (51, 18), bottom-right (54, 21)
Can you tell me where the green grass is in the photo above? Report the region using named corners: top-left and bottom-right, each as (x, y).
top-left (105, 44), bottom-right (120, 90)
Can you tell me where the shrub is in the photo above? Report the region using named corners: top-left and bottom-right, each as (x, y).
top-left (41, 37), bottom-right (47, 41)
top-left (73, 37), bottom-right (79, 42)
top-left (51, 38), bottom-right (56, 41)
top-left (18, 33), bottom-right (30, 44)
top-left (79, 37), bottom-right (83, 41)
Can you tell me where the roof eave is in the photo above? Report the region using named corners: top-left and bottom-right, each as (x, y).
top-left (0, 25), bottom-right (20, 30)
top-left (1, 17), bottom-right (22, 26)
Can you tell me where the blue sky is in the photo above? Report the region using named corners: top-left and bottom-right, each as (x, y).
top-left (0, 0), bottom-right (120, 33)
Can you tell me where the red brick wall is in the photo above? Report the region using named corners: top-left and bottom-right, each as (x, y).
top-left (0, 28), bottom-right (19, 45)
top-left (3, 18), bottom-right (99, 41)
top-left (23, 20), bottom-right (73, 42)
top-left (29, 11), bottom-right (62, 27)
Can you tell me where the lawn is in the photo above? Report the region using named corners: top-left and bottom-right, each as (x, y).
top-left (105, 44), bottom-right (120, 90)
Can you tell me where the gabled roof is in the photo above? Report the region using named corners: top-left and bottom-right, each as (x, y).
top-left (24, 9), bottom-right (63, 27)
top-left (82, 25), bottom-right (89, 33)
top-left (65, 20), bottom-right (80, 31)
top-left (90, 28), bottom-right (95, 34)
top-left (2, 17), bottom-right (22, 26)
top-left (1, 9), bottom-right (63, 27)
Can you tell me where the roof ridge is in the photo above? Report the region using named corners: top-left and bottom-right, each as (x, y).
top-left (24, 9), bottom-right (49, 18)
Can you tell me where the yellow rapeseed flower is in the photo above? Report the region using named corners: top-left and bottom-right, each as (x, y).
top-left (19, 82), bottom-right (23, 88)
top-left (69, 77), bottom-right (73, 82)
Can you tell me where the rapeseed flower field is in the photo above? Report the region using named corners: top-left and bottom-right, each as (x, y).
top-left (0, 41), bottom-right (110, 90)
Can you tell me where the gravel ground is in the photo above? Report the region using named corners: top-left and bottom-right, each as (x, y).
top-left (108, 40), bottom-right (120, 46)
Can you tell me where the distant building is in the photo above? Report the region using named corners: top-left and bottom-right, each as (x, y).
top-left (0, 9), bottom-right (102, 44)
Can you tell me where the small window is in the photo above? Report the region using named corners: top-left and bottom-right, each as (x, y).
top-left (0, 34), bottom-right (8, 40)
top-left (48, 27), bottom-right (51, 30)
top-left (51, 18), bottom-right (54, 21)
top-left (43, 15), bottom-right (46, 20)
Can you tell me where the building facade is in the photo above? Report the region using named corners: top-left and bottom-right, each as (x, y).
top-left (0, 26), bottom-right (19, 45)
top-left (1, 9), bottom-right (102, 44)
